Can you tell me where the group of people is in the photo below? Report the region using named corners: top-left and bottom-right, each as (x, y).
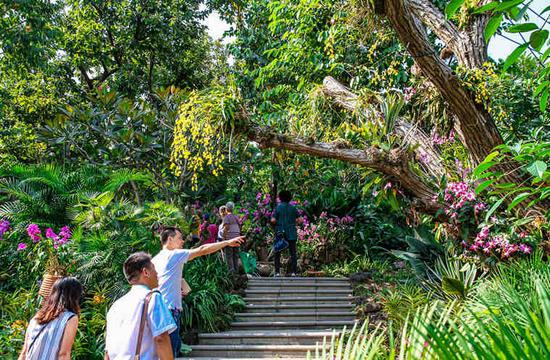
top-left (17, 191), bottom-right (299, 360)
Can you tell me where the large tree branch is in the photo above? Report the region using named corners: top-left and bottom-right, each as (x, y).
top-left (246, 124), bottom-right (441, 214)
top-left (322, 76), bottom-right (445, 179)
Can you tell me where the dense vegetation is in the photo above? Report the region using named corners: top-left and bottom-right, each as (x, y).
top-left (1, 0), bottom-right (548, 359)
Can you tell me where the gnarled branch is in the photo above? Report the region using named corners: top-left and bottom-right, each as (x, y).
top-left (246, 124), bottom-right (441, 214)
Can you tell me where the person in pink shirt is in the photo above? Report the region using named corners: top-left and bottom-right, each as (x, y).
top-left (204, 214), bottom-right (218, 244)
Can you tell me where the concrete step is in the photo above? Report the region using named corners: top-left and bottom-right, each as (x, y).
top-left (247, 277), bottom-right (348, 283)
top-left (235, 311), bottom-right (355, 322)
top-left (184, 358), bottom-right (305, 360)
top-left (245, 289), bottom-right (352, 298)
top-left (247, 283), bottom-right (351, 291)
top-left (231, 320), bottom-right (357, 330)
top-left (199, 329), bottom-right (342, 345)
top-left (245, 296), bottom-right (354, 305)
top-left (189, 344), bottom-right (323, 358)
top-left (246, 303), bottom-right (355, 313)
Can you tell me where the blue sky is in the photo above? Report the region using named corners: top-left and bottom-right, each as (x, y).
top-left (203, 0), bottom-right (549, 62)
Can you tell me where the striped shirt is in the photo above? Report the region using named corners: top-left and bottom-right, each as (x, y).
top-left (25, 311), bottom-right (76, 360)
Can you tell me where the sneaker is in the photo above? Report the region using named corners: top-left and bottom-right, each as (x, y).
top-left (290, 273), bottom-right (297, 277)
top-left (274, 273), bottom-right (281, 277)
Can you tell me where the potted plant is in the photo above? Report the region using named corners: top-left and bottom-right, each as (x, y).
top-left (22, 224), bottom-right (73, 298)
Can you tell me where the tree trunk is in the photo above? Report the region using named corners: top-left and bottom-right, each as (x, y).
top-left (380, 0), bottom-right (549, 216)
top-left (384, 0), bottom-right (503, 167)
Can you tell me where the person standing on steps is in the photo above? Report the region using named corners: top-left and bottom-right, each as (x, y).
top-left (271, 190), bottom-right (299, 277)
top-left (222, 202), bottom-right (242, 273)
top-left (19, 277), bottom-right (83, 360)
top-left (105, 252), bottom-right (176, 360)
top-left (152, 226), bottom-right (245, 357)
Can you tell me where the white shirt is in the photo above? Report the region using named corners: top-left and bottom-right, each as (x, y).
top-left (106, 285), bottom-right (176, 360)
top-left (152, 249), bottom-right (191, 310)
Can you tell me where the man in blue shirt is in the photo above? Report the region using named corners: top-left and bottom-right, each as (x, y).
top-left (152, 226), bottom-right (244, 357)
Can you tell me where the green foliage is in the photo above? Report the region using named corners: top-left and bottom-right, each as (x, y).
top-left (426, 257), bottom-right (483, 300)
top-left (311, 256), bottom-right (550, 359)
top-left (391, 227), bottom-right (445, 276)
top-left (473, 141), bottom-right (549, 217)
top-left (0, 164), bottom-right (105, 229)
top-left (476, 0), bottom-right (550, 112)
top-left (182, 256), bottom-right (245, 332)
top-left (382, 283), bottom-right (430, 327)
top-left (0, 0), bottom-right (218, 126)
top-left (307, 322), bottom-right (386, 360)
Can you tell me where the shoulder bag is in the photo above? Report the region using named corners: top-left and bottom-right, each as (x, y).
top-left (134, 290), bottom-right (160, 360)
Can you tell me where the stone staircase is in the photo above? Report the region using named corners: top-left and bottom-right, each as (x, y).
top-left (185, 276), bottom-right (357, 359)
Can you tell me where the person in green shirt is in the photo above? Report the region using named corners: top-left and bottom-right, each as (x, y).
top-left (270, 190), bottom-right (299, 277)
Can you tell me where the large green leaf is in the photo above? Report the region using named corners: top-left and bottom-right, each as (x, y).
top-left (442, 277), bottom-right (465, 298)
top-left (485, 14), bottom-right (503, 43)
top-left (507, 192), bottom-right (532, 210)
top-left (473, 161), bottom-right (497, 178)
top-left (526, 160), bottom-right (547, 179)
top-left (485, 197), bottom-right (505, 221)
top-left (446, 0), bottom-right (466, 18)
top-left (495, 0), bottom-right (525, 11)
top-left (529, 29), bottom-right (549, 51)
top-left (502, 43), bottom-right (529, 71)
top-left (541, 88), bottom-right (549, 112)
top-left (506, 23), bottom-right (538, 33)
top-left (476, 179), bottom-right (498, 194)
top-left (474, 1), bottom-right (499, 14)
top-left (534, 81), bottom-right (550, 96)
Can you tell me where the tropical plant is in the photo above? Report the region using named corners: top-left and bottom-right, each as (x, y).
top-left (391, 226), bottom-right (445, 276)
top-left (182, 256), bottom-right (245, 332)
top-left (425, 256), bottom-right (483, 300)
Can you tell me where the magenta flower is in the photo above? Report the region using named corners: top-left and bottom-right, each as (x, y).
top-left (45, 228), bottom-right (59, 240)
top-left (17, 243), bottom-right (27, 251)
top-left (384, 182), bottom-right (392, 190)
top-left (0, 219), bottom-right (10, 239)
top-left (475, 226), bottom-right (490, 241)
top-left (519, 244), bottom-right (532, 254)
top-left (27, 224), bottom-right (41, 242)
top-left (474, 203), bottom-right (486, 212)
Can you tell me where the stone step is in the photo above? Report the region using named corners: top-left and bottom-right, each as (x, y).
top-left (236, 311), bottom-right (355, 322)
top-left (245, 289), bottom-right (351, 297)
top-left (189, 344), bottom-right (322, 358)
top-left (199, 329), bottom-right (342, 345)
top-left (247, 277), bottom-right (348, 283)
top-left (247, 283), bottom-right (351, 291)
top-left (245, 296), bottom-right (354, 305)
top-left (184, 358), bottom-right (305, 360)
top-left (230, 320), bottom-right (357, 330)
top-left (245, 303), bottom-right (355, 313)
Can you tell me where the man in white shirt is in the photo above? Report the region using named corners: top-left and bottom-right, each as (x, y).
top-left (152, 226), bottom-right (244, 357)
top-left (105, 252), bottom-right (176, 360)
